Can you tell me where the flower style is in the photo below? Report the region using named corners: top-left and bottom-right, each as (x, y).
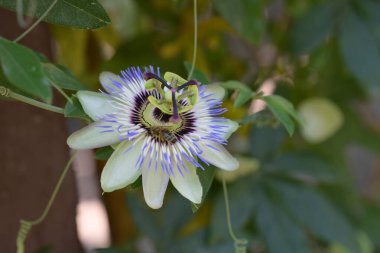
top-left (67, 66), bottom-right (239, 209)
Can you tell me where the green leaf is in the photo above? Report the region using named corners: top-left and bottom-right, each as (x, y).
top-left (218, 80), bottom-right (253, 107)
top-left (210, 178), bottom-right (255, 242)
top-left (35, 246), bottom-right (52, 253)
top-left (254, 185), bottom-right (311, 253)
top-left (95, 146), bottom-right (113, 160)
top-left (192, 166), bottom-right (215, 212)
top-left (361, 202), bottom-right (380, 249)
top-left (129, 177), bottom-right (142, 189)
top-left (266, 152), bottom-right (337, 183)
top-left (184, 62), bottom-right (209, 84)
top-left (95, 245), bottom-right (132, 253)
top-left (268, 180), bottom-right (360, 253)
top-left (249, 125), bottom-right (287, 162)
top-left (0, 37), bottom-right (51, 102)
top-left (64, 95), bottom-right (89, 120)
top-left (361, 0), bottom-right (380, 37)
top-left (291, 2), bottom-right (338, 54)
top-left (214, 0), bottom-right (265, 44)
top-left (127, 193), bottom-right (193, 248)
top-left (262, 95), bottom-right (302, 135)
top-left (339, 10), bottom-right (380, 87)
top-left (43, 63), bottom-right (87, 90)
top-left (0, 0), bottom-right (110, 29)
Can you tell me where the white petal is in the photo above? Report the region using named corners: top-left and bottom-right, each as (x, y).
top-left (101, 141), bottom-right (143, 192)
top-left (142, 162), bottom-right (169, 209)
top-left (99, 71), bottom-right (123, 94)
top-left (216, 119), bottom-right (239, 139)
top-left (205, 84), bottom-right (225, 101)
top-left (67, 121), bottom-right (120, 149)
top-left (77, 90), bottom-right (115, 121)
top-left (170, 161), bottom-right (202, 204)
top-left (199, 143), bottom-right (239, 171)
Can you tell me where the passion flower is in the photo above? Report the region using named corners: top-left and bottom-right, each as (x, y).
top-left (67, 67), bottom-right (239, 209)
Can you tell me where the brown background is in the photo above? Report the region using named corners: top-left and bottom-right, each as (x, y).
top-left (0, 9), bottom-right (82, 253)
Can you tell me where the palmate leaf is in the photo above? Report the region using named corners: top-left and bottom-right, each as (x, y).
top-left (267, 179), bottom-right (360, 253)
top-left (0, 37), bottom-right (51, 102)
top-left (0, 0), bottom-right (110, 29)
top-left (291, 2), bottom-right (339, 54)
top-left (265, 152), bottom-right (337, 183)
top-left (339, 10), bottom-right (380, 88)
top-left (254, 183), bottom-right (311, 253)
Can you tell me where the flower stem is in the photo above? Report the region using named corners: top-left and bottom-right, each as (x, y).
top-left (187, 0), bottom-right (198, 80)
top-left (14, 0), bottom-right (58, 42)
top-left (222, 178), bottom-right (248, 253)
top-left (0, 86), bottom-right (64, 114)
top-left (16, 152), bottom-right (77, 253)
top-left (16, 0), bottom-right (27, 28)
top-left (50, 81), bottom-right (73, 104)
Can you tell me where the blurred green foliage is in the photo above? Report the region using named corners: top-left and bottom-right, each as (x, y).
top-left (2, 0), bottom-right (380, 252)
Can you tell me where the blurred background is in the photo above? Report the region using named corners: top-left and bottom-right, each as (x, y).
top-left (1, 0), bottom-right (380, 252)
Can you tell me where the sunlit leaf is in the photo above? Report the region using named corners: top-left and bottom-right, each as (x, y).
top-left (0, 37), bottom-right (51, 102)
top-left (0, 0), bottom-right (110, 29)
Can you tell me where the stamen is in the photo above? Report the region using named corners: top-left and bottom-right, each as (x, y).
top-left (177, 79), bottom-right (198, 91)
top-left (143, 72), bottom-right (172, 89)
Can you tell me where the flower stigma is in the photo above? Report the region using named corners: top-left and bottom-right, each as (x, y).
top-left (143, 71), bottom-right (199, 123)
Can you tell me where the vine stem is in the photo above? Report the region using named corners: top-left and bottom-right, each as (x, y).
top-left (187, 0), bottom-right (198, 80)
top-left (0, 86), bottom-right (64, 114)
top-left (16, 152), bottom-right (77, 253)
top-left (16, 0), bottom-right (27, 28)
top-left (14, 0), bottom-right (58, 42)
top-left (222, 178), bottom-right (249, 253)
top-left (50, 81), bottom-right (73, 104)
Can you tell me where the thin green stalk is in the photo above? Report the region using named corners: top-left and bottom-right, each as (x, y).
top-left (222, 178), bottom-right (248, 253)
top-left (16, 152), bottom-right (77, 253)
top-left (16, 0), bottom-right (27, 28)
top-left (50, 81), bottom-right (73, 104)
top-left (187, 0), bottom-right (198, 80)
top-left (0, 86), bottom-right (64, 114)
top-left (14, 0), bottom-right (58, 42)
